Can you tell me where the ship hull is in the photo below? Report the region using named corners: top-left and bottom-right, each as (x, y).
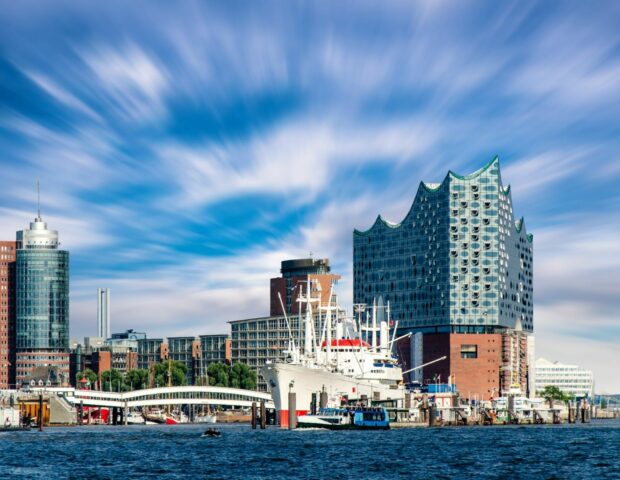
top-left (261, 362), bottom-right (404, 427)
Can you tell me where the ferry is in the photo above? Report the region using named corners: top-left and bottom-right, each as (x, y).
top-left (297, 407), bottom-right (390, 430)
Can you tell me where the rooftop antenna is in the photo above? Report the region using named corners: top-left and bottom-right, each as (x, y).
top-left (37, 179), bottom-right (41, 219)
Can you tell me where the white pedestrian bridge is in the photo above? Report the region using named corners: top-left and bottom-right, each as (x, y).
top-left (28, 386), bottom-right (274, 410)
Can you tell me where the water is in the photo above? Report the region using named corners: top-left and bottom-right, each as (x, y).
top-left (1, 421), bottom-right (619, 479)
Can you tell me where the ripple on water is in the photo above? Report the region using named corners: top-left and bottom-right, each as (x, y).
top-left (0, 422), bottom-right (619, 479)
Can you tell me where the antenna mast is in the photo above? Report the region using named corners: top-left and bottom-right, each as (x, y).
top-left (37, 179), bottom-right (41, 219)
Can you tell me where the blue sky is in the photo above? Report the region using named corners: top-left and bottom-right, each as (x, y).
top-left (1, 1), bottom-right (619, 391)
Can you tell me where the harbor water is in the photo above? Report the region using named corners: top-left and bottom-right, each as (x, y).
top-left (1, 421), bottom-right (619, 479)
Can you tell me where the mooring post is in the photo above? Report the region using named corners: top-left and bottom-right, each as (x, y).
top-left (251, 401), bottom-right (257, 429)
top-left (320, 388), bottom-right (328, 410)
top-left (260, 401), bottom-right (266, 429)
top-left (288, 392), bottom-right (296, 430)
top-left (38, 393), bottom-right (43, 431)
top-left (78, 400), bottom-right (84, 426)
top-left (428, 404), bottom-right (435, 427)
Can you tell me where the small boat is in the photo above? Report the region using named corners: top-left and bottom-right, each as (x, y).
top-left (0, 407), bottom-right (30, 432)
top-left (126, 411), bottom-right (146, 425)
top-left (297, 407), bottom-right (390, 430)
top-left (202, 428), bottom-right (221, 437)
top-left (194, 413), bottom-right (217, 424)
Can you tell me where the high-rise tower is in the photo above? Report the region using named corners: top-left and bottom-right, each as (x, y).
top-left (353, 157), bottom-right (533, 398)
top-left (15, 212), bottom-right (70, 386)
top-left (97, 288), bottom-right (110, 340)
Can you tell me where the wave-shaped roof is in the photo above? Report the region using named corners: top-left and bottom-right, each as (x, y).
top-left (354, 156), bottom-right (533, 243)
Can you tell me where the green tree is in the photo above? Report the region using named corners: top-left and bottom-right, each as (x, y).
top-left (230, 362), bottom-right (257, 390)
top-left (207, 362), bottom-right (230, 387)
top-left (124, 369), bottom-right (149, 391)
top-left (101, 369), bottom-right (128, 392)
top-left (152, 360), bottom-right (188, 387)
top-left (539, 385), bottom-right (571, 408)
top-left (76, 368), bottom-right (97, 388)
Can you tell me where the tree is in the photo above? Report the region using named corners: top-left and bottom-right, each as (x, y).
top-left (152, 360), bottom-right (188, 387)
top-left (207, 362), bottom-right (230, 387)
top-left (230, 362), bottom-right (257, 390)
top-left (124, 369), bottom-right (149, 391)
top-left (76, 368), bottom-right (97, 389)
top-left (539, 385), bottom-right (571, 409)
top-left (101, 369), bottom-right (128, 392)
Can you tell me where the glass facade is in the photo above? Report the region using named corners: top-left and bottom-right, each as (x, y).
top-left (137, 338), bottom-right (165, 370)
top-left (15, 249), bottom-right (70, 350)
top-left (353, 157), bottom-right (533, 334)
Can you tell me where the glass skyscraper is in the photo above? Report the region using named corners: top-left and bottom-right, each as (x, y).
top-left (353, 157), bottom-right (533, 335)
top-left (15, 215), bottom-right (70, 385)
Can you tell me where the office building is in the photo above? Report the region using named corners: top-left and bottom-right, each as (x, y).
top-left (15, 213), bottom-right (70, 386)
top-left (270, 258), bottom-right (341, 316)
top-left (354, 157), bottom-right (533, 399)
top-left (535, 358), bottom-right (594, 398)
top-left (97, 288), bottom-right (110, 340)
top-left (0, 241), bottom-right (16, 388)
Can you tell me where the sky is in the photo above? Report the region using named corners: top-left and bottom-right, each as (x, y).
top-left (0, 1), bottom-right (619, 391)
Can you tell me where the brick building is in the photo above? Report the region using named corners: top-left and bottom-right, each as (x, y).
top-left (270, 258), bottom-right (341, 316)
top-left (0, 241), bottom-right (16, 388)
top-left (355, 158), bottom-right (534, 397)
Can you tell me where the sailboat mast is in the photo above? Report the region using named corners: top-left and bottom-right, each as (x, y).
top-left (372, 298), bottom-right (377, 349)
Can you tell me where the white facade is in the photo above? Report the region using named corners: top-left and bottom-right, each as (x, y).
top-left (16, 216), bottom-right (59, 249)
top-left (97, 288), bottom-right (110, 340)
top-left (535, 357), bottom-right (594, 398)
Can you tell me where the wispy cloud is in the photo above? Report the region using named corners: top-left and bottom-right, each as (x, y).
top-left (1, 1), bottom-right (619, 391)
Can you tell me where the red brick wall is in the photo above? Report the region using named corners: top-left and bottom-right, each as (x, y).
top-left (126, 351), bottom-right (138, 372)
top-left (422, 333), bottom-right (502, 401)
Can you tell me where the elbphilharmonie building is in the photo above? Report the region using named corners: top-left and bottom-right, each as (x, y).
top-left (353, 157), bottom-right (534, 398)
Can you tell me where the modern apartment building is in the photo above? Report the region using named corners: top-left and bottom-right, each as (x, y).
top-left (15, 214), bottom-right (70, 386)
top-left (0, 241), bottom-right (16, 388)
top-left (168, 336), bottom-right (201, 384)
top-left (534, 358), bottom-right (594, 398)
top-left (137, 338), bottom-right (167, 371)
top-left (354, 157), bottom-right (534, 399)
top-left (270, 258), bottom-right (341, 316)
top-left (229, 313), bottom-right (333, 392)
top-left (97, 288), bottom-right (111, 340)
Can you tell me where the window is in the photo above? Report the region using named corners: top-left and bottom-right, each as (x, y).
top-left (461, 344), bottom-right (478, 359)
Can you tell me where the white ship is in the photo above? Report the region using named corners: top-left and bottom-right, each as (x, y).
top-left (261, 281), bottom-right (412, 427)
